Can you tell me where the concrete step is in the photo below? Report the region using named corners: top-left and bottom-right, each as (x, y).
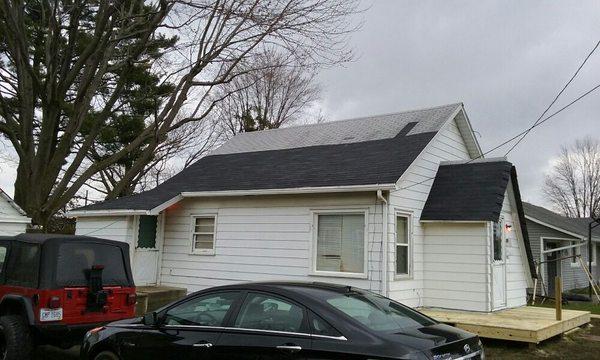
top-left (135, 286), bottom-right (187, 316)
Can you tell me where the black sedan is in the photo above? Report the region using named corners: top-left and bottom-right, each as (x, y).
top-left (81, 282), bottom-right (484, 360)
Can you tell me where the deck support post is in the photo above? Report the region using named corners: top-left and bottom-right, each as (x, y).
top-left (555, 276), bottom-right (562, 321)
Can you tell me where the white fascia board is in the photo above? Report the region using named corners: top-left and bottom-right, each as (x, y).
top-left (0, 217), bottom-right (32, 224)
top-left (66, 209), bottom-right (150, 217)
top-left (524, 215), bottom-right (585, 240)
top-left (456, 106), bottom-right (484, 159)
top-left (419, 220), bottom-right (488, 224)
top-left (0, 188), bottom-right (28, 216)
top-left (181, 184), bottom-right (397, 198)
top-left (67, 184), bottom-right (396, 217)
top-left (149, 194), bottom-right (184, 214)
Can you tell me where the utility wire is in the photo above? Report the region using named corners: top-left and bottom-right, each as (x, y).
top-left (398, 82), bottom-right (600, 191)
top-left (504, 40), bottom-right (600, 156)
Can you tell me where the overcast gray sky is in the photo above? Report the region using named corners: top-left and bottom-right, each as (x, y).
top-left (1, 0), bottom-right (599, 208)
top-left (316, 0), bottom-right (600, 207)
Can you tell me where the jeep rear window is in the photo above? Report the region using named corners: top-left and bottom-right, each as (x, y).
top-left (56, 243), bottom-right (130, 287)
top-left (6, 243), bottom-right (40, 287)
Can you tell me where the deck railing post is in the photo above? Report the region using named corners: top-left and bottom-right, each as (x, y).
top-left (555, 276), bottom-right (562, 321)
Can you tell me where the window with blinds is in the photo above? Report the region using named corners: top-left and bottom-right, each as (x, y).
top-left (191, 216), bottom-right (216, 255)
top-left (316, 213), bottom-right (365, 275)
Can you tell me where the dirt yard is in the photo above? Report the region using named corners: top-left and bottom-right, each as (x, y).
top-left (484, 318), bottom-right (600, 359)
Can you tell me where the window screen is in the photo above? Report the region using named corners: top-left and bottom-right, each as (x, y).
top-left (316, 214), bottom-right (364, 274)
top-left (138, 215), bottom-right (157, 249)
top-left (56, 243), bottom-right (130, 286)
top-left (192, 216), bottom-right (216, 254)
top-left (396, 216), bottom-right (410, 275)
top-left (6, 243), bottom-right (40, 287)
top-left (493, 221), bottom-right (503, 261)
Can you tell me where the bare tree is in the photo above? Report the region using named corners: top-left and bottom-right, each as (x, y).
top-left (0, 0), bottom-right (360, 227)
top-left (544, 137), bottom-right (600, 218)
top-left (214, 50), bottom-right (321, 137)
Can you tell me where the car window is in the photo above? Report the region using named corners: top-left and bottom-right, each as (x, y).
top-left (234, 293), bottom-right (305, 333)
top-left (6, 243), bottom-right (40, 287)
top-left (308, 311), bottom-right (341, 337)
top-left (326, 292), bottom-right (435, 333)
top-left (163, 292), bottom-right (240, 327)
top-left (0, 246), bottom-right (7, 273)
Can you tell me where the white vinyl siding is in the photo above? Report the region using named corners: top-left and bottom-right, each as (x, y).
top-left (314, 212), bottom-right (366, 276)
top-left (160, 193), bottom-right (384, 293)
top-left (501, 185), bottom-right (529, 309)
top-left (388, 117), bottom-right (473, 308)
top-left (0, 194), bottom-right (29, 235)
top-left (191, 215), bottom-right (217, 255)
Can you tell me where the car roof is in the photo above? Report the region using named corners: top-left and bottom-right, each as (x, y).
top-left (0, 233), bottom-right (128, 247)
top-left (202, 281), bottom-right (369, 297)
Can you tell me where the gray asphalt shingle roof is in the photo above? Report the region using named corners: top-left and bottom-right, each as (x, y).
top-left (75, 103), bottom-right (462, 212)
top-left (523, 202), bottom-right (600, 240)
top-left (420, 160), bottom-right (513, 222)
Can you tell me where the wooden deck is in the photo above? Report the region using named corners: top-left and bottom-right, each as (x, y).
top-left (420, 306), bottom-right (590, 344)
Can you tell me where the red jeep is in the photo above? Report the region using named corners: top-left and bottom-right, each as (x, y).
top-left (0, 234), bottom-right (136, 359)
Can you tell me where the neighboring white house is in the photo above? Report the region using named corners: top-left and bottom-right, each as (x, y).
top-left (0, 188), bottom-right (30, 235)
top-left (68, 103), bottom-right (536, 313)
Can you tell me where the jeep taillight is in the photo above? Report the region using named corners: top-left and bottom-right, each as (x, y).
top-left (48, 296), bottom-right (61, 309)
top-left (127, 293), bottom-right (137, 306)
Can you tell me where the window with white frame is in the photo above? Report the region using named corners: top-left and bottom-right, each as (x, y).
top-left (396, 214), bottom-right (411, 276)
top-left (315, 212), bottom-right (365, 275)
top-left (191, 216), bottom-right (216, 254)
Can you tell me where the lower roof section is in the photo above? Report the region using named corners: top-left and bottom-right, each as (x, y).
top-left (420, 159), bottom-right (512, 222)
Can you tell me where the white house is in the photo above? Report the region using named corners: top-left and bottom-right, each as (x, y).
top-left (69, 103), bottom-right (536, 313)
top-left (0, 188), bottom-right (30, 235)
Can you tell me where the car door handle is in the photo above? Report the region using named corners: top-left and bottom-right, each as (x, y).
top-left (276, 345), bottom-right (302, 353)
top-left (193, 342), bottom-right (213, 348)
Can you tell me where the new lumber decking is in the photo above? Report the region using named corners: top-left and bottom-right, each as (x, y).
top-left (420, 306), bottom-right (590, 344)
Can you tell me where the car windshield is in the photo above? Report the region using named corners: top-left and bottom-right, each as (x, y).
top-left (56, 243), bottom-right (130, 287)
top-left (325, 291), bottom-right (435, 333)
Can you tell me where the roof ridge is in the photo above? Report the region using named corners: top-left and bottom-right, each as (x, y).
top-left (231, 102), bottom-right (463, 137)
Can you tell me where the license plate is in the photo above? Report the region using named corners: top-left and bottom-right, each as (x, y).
top-left (40, 308), bottom-right (63, 322)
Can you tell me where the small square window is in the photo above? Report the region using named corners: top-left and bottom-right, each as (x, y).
top-left (191, 216), bottom-right (216, 254)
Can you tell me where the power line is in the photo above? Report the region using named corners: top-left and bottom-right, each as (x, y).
top-left (504, 40), bottom-right (600, 156)
top-left (398, 82), bottom-right (600, 192)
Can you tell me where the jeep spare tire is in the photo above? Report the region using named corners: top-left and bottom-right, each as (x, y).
top-left (0, 315), bottom-right (33, 360)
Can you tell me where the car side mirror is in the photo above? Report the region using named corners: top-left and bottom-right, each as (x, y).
top-left (143, 311), bottom-right (158, 326)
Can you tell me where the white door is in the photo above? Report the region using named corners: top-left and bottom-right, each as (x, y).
top-left (492, 221), bottom-right (506, 310)
top-left (132, 215), bottom-right (163, 286)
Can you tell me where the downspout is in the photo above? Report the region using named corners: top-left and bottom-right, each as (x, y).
top-left (377, 190), bottom-right (389, 297)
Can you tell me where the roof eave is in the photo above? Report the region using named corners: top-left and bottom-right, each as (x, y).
top-left (67, 184), bottom-right (397, 218)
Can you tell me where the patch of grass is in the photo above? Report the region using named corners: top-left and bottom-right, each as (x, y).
top-left (531, 300), bottom-right (600, 315)
top-left (484, 318), bottom-right (600, 359)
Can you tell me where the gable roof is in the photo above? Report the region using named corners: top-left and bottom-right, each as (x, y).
top-left (421, 159), bottom-right (512, 222)
top-left (421, 160), bottom-right (537, 279)
top-left (72, 103), bottom-right (467, 214)
top-left (0, 187), bottom-right (28, 218)
top-left (523, 202), bottom-right (600, 240)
